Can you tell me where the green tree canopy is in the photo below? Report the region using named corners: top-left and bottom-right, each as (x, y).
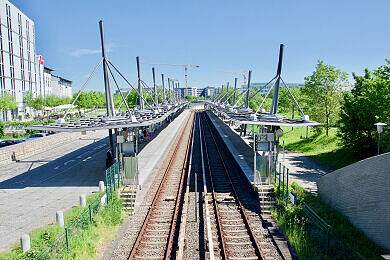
top-left (301, 60), bottom-right (348, 136)
top-left (339, 60), bottom-right (390, 157)
top-left (0, 91), bottom-right (17, 110)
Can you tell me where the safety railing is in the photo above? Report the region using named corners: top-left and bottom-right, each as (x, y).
top-left (105, 161), bottom-right (121, 203)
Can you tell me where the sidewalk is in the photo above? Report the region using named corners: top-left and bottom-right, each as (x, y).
top-left (206, 110), bottom-right (333, 193)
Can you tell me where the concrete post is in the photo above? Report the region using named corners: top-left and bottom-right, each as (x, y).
top-left (20, 234), bottom-right (30, 252)
top-left (79, 194), bottom-right (86, 207)
top-left (100, 194), bottom-right (107, 207)
top-left (99, 181), bottom-right (105, 192)
top-left (56, 210), bottom-right (64, 227)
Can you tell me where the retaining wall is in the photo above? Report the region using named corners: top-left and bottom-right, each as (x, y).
top-left (318, 152), bottom-right (390, 251)
top-left (0, 131), bottom-right (85, 166)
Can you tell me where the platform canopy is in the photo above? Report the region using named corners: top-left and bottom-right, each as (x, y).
top-left (206, 102), bottom-right (320, 127)
top-left (26, 104), bottom-right (186, 132)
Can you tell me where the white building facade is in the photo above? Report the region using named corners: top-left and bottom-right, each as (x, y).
top-left (51, 75), bottom-right (72, 98)
top-left (0, 0), bottom-right (37, 120)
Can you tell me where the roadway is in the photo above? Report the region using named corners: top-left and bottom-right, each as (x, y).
top-left (0, 130), bottom-right (109, 252)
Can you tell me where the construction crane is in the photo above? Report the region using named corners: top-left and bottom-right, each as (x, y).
top-left (144, 62), bottom-right (200, 88)
top-left (221, 70), bottom-right (248, 85)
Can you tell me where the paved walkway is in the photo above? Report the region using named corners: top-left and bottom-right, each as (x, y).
top-left (0, 130), bottom-right (108, 252)
top-left (207, 111), bottom-right (333, 193)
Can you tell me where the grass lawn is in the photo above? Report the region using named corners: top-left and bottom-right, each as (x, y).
top-left (279, 127), bottom-right (357, 169)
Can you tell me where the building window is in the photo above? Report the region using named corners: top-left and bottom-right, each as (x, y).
top-left (0, 16), bottom-right (5, 96)
top-left (18, 13), bottom-right (25, 92)
top-left (26, 19), bottom-right (32, 93)
top-left (6, 4), bottom-right (15, 96)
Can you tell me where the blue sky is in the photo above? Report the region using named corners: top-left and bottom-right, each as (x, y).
top-left (12, 0), bottom-right (390, 92)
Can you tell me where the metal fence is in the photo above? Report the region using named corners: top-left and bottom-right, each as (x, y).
top-left (105, 161), bottom-right (120, 203)
top-left (36, 162), bottom-right (121, 259)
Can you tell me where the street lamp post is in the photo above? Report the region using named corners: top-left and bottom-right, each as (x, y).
top-left (374, 122), bottom-right (387, 155)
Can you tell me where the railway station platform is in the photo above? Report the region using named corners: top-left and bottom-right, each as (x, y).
top-left (136, 109), bottom-right (191, 186)
top-left (205, 110), bottom-right (255, 183)
top-left (206, 110), bottom-right (332, 193)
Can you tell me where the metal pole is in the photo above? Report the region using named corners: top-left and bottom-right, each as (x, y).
top-left (136, 56), bottom-right (144, 109)
top-left (286, 168), bottom-right (289, 205)
top-left (152, 67), bottom-right (158, 106)
top-left (378, 132), bottom-right (381, 155)
top-left (245, 70), bottom-right (252, 108)
top-left (99, 20), bottom-right (115, 153)
top-left (283, 165), bottom-right (285, 198)
top-left (161, 74), bottom-right (166, 105)
top-left (270, 44), bottom-right (284, 114)
top-left (233, 78), bottom-right (237, 105)
top-left (225, 82), bottom-right (229, 104)
top-left (65, 227), bottom-right (69, 253)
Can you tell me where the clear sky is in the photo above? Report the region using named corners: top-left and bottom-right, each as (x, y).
top-left (11, 0), bottom-right (390, 92)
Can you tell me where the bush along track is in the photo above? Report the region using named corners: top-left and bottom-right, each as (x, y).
top-left (272, 182), bottom-right (387, 259)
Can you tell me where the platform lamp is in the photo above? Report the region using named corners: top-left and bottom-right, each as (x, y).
top-left (374, 122), bottom-right (387, 155)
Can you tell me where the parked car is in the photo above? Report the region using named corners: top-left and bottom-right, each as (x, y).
top-left (24, 133), bottom-right (50, 141)
top-left (0, 139), bottom-right (23, 148)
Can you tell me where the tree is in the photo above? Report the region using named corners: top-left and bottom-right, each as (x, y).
top-left (0, 91), bottom-right (17, 119)
top-left (23, 91), bottom-right (35, 108)
top-left (339, 60), bottom-right (390, 157)
top-left (301, 61), bottom-right (348, 136)
top-left (32, 95), bottom-right (44, 111)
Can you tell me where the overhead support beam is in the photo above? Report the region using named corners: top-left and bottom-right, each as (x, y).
top-left (161, 74), bottom-right (166, 105)
top-left (99, 20), bottom-right (115, 153)
top-left (225, 82), bottom-right (229, 104)
top-left (152, 67), bottom-right (158, 106)
top-left (136, 56), bottom-right (144, 109)
top-left (233, 77), bottom-right (237, 105)
top-left (245, 70), bottom-right (252, 108)
top-left (270, 43), bottom-right (284, 115)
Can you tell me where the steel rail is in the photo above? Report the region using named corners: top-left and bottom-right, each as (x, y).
top-left (127, 112), bottom-right (194, 260)
top-left (203, 111), bottom-right (286, 259)
top-left (200, 113), bottom-right (228, 259)
top-left (201, 112), bottom-right (266, 259)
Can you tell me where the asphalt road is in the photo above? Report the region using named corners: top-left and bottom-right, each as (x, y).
top-left (0, 130), bottom-right (109, 252)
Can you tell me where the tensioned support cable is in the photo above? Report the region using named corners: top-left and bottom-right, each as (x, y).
top-left (106, 59), bottom-right (150, 108)
top-left (62, 58), bottom-right (103, 121)
top-left (280, 77), bottom-right (305, 116)
top-left (248, 75), bottom-right (277, 101)
top-left (255, 79), bottom-right (277, 114)
top-left (107, 64), bottom-right (131, 114)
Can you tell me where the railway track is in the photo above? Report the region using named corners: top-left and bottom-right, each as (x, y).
top-left (127, 112), bottom-right (194, 260)
top-left (200, 112), bottom-right (284, 260)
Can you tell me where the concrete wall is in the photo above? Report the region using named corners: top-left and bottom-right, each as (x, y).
top-left (0, 131), bottom-right (83, 166)
top-left (318, 152), bottom-right (390, 252)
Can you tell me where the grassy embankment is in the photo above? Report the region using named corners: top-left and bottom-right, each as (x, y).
top-left (0, 192), bottom-right (123, 260)
top-left (279, 126), bottom-right (357, 169)
top-left (273, 182), bottom-right (387, 259)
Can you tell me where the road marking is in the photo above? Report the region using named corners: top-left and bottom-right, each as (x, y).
top-left (54, 166), bottom-right (60, 170)
top-left (82, 156), bottom-right (92, 162)
top-left (77, 151), bottom-right (92, 159)
top-left (64, 160), bottom-right (75, 166)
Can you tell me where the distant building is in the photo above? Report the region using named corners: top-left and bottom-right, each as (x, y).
top-left (36, 57), bottom-right (73, 99)
top-left (240, 82), bottom-right (304, 94)
top-left (182, 87), bottom-right (198, 97)
top-left (0, 0), bottom-right (37, 120)
top-left (51, 75), bottom-right (72, 98)
top-left (200, 86), bottom-right (216, 98)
